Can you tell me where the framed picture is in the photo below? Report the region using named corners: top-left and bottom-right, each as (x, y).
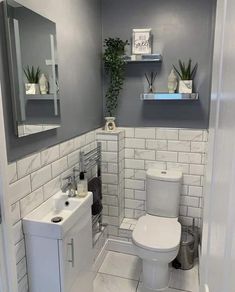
top-left (132, 28), bottom-right (152, 55)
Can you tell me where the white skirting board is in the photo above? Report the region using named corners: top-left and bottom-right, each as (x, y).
top-left (201, 285), bottom-right (209, 292)
top-left (97, 238), bottom-right (201, 261)
top-left (92, 240), bottom-right (108, 279)
top-left (198, 243), bottom-right (203, 292)
top-left (92, 238), bottom-right (136, 279)
top-left (106, 239), bottom-right (136, 255)
top-left (198, 243), bottom-right (201, 280)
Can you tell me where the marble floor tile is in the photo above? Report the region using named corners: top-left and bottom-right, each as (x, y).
top-left (120, 222), bottom-right (132, 229)
top-left (137, 282), bottom-right (188, 292)
top-left (122, 218), bottom-right (138, 225)
top-left (169, 264), bottom-right (199, 292)
top-left (99, 251), bottom-right (142, 280)
top-left (94, 273), bottom-right (138, 292)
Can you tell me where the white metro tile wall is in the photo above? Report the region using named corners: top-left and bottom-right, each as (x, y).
top-left (96, 130), bottom-right (125, 238)
top-left (8, 126), bottom-right (208, 290)
top-left (120, 127), bottom-right (208, 228)
top-left (7, 128), bottom-right (99, 292)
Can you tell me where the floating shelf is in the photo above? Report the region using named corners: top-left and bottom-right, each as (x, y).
top-left (141, 93), bottom-right (199, 101)
top-left (124, 54), bottom-right (162, 63)
top-left (45, 59), bottom-right (58, 66)
top-left (25, 94), bottom-right (58, 101)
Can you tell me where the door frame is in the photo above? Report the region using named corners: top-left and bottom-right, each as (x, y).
top-left (0, 224), bottom-right (8, 292)
top-left (0, 81), bottom-right (18, 292)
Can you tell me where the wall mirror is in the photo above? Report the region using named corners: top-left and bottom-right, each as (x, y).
top-left (4, 0), bottom-right (61, 137)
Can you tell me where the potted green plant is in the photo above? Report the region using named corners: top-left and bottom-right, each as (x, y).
top-left (173, 59), bottom-right (198, 94)
top-left (103, 37), bottom-right (129, 131)
top-left (23, 65), bottom-right (40, 95)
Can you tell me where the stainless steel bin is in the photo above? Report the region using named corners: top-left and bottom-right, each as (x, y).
top-left (176, 230), bottom-right (195, 270)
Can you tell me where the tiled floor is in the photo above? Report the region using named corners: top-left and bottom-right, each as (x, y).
top-left (94, 251), bottom-right (199, 292)
top-left (120, 218), bottom-right (138, 231)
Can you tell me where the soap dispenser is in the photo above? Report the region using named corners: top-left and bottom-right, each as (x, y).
top-left (77, 171), bottom-right (88, 197)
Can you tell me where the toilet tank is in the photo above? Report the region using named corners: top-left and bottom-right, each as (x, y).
top-left (146, 169), bottom-right (182, 218)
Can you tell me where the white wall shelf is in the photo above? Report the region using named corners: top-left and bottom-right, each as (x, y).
top-left (141, 93), bottom-right (199, 101)
top-left (25, 94), bottom-right (58, 101)
top-left (124, 54), bottom-right (162, 63)
top-left (45, 59), bottom-right (58, 66)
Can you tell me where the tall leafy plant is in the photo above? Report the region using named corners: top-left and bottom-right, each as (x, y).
top-left (103, 38), bottom-right (129, 116)
top-left (23, 66), bottom-right (40, 83)
top-left (173, 59), bottom-right (198, 80)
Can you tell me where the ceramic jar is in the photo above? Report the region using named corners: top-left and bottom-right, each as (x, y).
top-left (104, 117), bottom-right (116, 131)
top-left (168, 69), bottom-right (178, 93)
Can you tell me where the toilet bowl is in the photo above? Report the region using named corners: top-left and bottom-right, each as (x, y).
top-left (132, 214), bottom-right (181, 290)
top-left (132, 169), bottom-right (182, 291)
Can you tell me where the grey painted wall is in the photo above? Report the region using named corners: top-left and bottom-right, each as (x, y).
top-left (102, 0), bottom-right (216, 129)
top-left (0, 0), bottom-right (103, 162)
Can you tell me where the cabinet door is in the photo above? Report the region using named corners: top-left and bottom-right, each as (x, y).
top-left (59, 210), bottom-right (93, 292)
top-left (59, 232), bottom-right (76, 292)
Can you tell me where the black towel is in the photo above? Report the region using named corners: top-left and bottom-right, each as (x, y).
top-left (88, 177), bottom-right (103, 216)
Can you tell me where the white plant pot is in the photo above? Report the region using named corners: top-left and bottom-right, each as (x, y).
top-left (104, 117), bottom-right (116, 132)
top-left (179, 80), bottom-right (193, 94)
top-left (25, 83), bottom-right (40, 95)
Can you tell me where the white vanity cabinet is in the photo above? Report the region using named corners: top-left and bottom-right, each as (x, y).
top-left (59, 211), bottom-right (93, 292)
top-left (23, 193), bottom-right (93, 292)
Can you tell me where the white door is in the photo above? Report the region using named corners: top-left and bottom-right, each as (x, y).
top-left (0, 169), bottom-right (18, 292)
top-left (0, 215), bottom-right (8, 292)
top-left (0, 83), bottom-right (19, 292)
top-left (200, 0), bottom-right (235, 291)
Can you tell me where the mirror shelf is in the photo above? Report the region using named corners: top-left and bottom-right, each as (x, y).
top-left (124, 54), bottom-right (162, 63)
top-left (141, 93), bottom-right (199, 101)
top-left (25, 94), bottom-right (60, 101)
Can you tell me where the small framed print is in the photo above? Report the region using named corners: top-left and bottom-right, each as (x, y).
top-left (132, 28), bottom-right (152, 55)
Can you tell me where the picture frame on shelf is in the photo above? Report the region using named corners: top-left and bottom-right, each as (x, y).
top-left (132, 28), bottom-right (152, 55)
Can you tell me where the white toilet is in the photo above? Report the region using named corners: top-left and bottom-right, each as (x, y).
top-left (132, 169), bottom-right (182, 291)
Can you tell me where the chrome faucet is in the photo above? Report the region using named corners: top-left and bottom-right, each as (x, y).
top-left (62, 175), bottom-right (77, 197)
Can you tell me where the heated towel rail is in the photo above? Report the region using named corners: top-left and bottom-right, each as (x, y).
top-left (80, 142), bottom-right (103, 237)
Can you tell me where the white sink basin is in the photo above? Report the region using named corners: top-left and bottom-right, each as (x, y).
top-left (23, 191), bottom-right (93, 239)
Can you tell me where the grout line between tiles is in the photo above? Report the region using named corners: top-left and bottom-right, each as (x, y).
top-left (136, 280), bottom-right (140, 292)
top-left (169, 286), bottom-right (192, 292)
top-left (97, 271), bottom-right (140, 283)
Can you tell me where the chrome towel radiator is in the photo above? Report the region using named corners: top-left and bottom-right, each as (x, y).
top-left (80, 142), bottom-right (101, 177)
top-left (80, 142), bottom-right (103, 240)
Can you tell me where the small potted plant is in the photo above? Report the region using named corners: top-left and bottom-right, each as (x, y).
top-left (23, 65), bottom-right (40, 95)
top-left (103, 37), bottom-right (129, 131)
top-left (173, 59), bottom-right (198, 94)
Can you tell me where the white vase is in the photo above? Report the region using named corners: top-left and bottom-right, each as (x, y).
top-left (104, 117), bottom-right (116, 132)
top-left (25, 83), bottom-right (40, 95)
top-left (39, 73), bottom-right (49, 94)
top-left (168, 69), bottom-right (178, 93)
top-left (179, 80), bottom-right (193, 94)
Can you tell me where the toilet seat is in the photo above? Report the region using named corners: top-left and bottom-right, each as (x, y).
top-left (132, 214), bottom-right (181, 252)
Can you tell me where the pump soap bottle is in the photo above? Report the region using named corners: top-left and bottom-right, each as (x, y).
top-left (77, 171), bottom-right (88, 197)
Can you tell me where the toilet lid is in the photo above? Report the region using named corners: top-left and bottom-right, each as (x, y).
top-left (132, 215), bottom-right (181, 252)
